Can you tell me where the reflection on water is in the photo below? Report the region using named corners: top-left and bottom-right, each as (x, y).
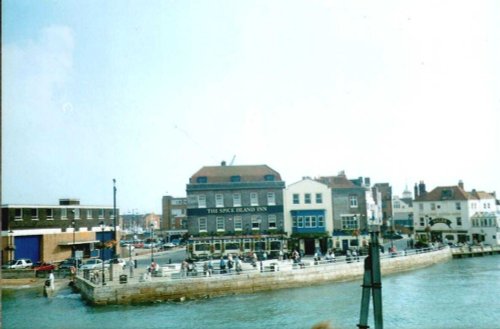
top-left (2, 256), bottom-right (499, 329)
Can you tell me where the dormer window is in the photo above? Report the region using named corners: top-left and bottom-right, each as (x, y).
top-left (264, 175), bottom-right (275, 181)
top-left (196, 176), bottom-right (208, 183)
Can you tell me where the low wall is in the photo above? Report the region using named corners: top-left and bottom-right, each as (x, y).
top-left (78, 247), bottom-right (452, 306)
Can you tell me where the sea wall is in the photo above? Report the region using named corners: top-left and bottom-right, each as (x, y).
top-left (77, 247), bottom-right (452, 305)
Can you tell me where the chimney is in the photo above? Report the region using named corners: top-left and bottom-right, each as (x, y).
top-left (418, 181), bottom-right (426, 196)
top-left (414, 183), bottom-right (419, 198)
top-left (221, 161), bottom-right (226, 166)
top-left (364, 177), bottom-right (371, 187)
top-left (458, 180), bottom-right (464, 190)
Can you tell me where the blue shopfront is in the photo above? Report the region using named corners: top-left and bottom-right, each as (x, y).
top-left (290, 210), bottom-right (329, 255)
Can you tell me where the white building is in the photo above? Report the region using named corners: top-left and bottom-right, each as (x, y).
top-left (413, 181), bottom-right (499, 246)
top-left (284, 178), bottom-right (333, 255)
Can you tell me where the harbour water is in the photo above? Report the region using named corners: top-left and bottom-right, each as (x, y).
top-left (2, 256), bottom-right (499, 329)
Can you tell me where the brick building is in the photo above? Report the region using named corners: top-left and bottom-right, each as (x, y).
top-left (186, 163), bottom-right (286, 259)
top-left (1, 198), bottom-right (119, 264)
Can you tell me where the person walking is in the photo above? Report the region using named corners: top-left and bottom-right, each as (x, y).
top-left (48, 271), bottom-right (55, 291)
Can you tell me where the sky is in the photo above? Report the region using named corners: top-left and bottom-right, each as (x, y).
top-left (2, 1), bottom-right (500, 214)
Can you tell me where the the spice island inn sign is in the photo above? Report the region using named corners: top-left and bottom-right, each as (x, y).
top-left (187, 205), bottom-right (283, 216)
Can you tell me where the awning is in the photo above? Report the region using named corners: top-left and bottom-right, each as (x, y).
top-left (58, 240), bottom-right (100, 246)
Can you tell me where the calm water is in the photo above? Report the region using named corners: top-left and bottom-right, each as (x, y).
top-left (2, 256), bottom-right (499, 329)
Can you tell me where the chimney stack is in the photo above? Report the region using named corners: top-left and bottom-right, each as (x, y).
top-left (458, 180), bottom-right (464, 190)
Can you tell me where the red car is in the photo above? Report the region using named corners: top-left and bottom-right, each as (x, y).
top-left (33, 262), bottom-right (57, 272)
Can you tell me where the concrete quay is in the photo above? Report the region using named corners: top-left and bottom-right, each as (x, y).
top-left (450, 245), bottom-right (500, 258)
top-left (76, 246), bottom-right (452, 306)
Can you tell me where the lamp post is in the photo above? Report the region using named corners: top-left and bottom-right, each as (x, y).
top-left (113, 178), bottom-right (117, 258)
top-left (99, 221), bottom-right (106, 286)
top-left (72, 220), bottom-right (76, 258)
top-left (150, 223), bottom-right (155, 262)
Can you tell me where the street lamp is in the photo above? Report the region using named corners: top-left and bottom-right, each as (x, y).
top-left (99, 221), bottom-right (106, 286)
top-left (150, 223), bottom-right (155, 263)
top-left (72, 220), bottom-right (76, 258)
top-left (113, 178), bottom-right (117, 258)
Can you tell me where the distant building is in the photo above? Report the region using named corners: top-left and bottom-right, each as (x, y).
top-left (1, 198), bottom-right (119, 264)
top-left (284, 178), bottom-right (333, 255)
top-left (373, 183), bottom-right (393, 232)
top-left (186, 162), bottom-right (286, 259)
top-left (316, 172), bottom-right (383, 252)
top-left (161, 196), bottom-right (187, 231)
top-left (392, 187), bottom-right (414, 233)
top-left (413, 180), bottom-right (499, 246)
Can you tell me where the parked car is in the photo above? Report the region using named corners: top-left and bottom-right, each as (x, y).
top-left (80, 258), bottom-right (107, 271)
top-left (58, 258), bottom-right (82, 270)
top-left (104, 258), bottom-right (127, 269)
top-left (32, 262), bottom-right (57, 272)
top-left (160, 242), bottom-right (176, 250)
top-left (2, 258), bottom-right (33, 269)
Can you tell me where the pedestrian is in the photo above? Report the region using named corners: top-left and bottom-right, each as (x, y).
top-left (49, 271), bottom-right (55, 291)
top-left (207, 259), bottom-right (213, 276)
top-left (181, 260), bottom-right (188, 278)
top-left (262, 251), bottom-right (268, 260)
top-left (235, 257), bottom-right (242, 274)
top-left (219, 257), bottom-right (226, 274)
top-left (69, 266), bottom-right (76, 282)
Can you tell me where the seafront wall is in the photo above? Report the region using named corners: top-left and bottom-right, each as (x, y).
top-left (77, 247), bottom-right (452, 305)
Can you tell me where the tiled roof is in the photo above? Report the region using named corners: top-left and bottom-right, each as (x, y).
top-left (315, 175), bottom-right (357, 189)
top-left (415, 185), bottom-right (495, 201)
top-left (190, 164), bottom-right (282, 183)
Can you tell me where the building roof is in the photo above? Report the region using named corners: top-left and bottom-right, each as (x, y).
top-left (415, 185), bottom-right (495, 202)
top-left (189, 164), bottom-right (282, 183)
top-left (315, 175), bottom-right (358, 189)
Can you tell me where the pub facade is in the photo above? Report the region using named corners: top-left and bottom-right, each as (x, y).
top-left (186, 163), bottom-right (286, 260)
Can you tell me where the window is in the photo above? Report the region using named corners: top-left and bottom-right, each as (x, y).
top-left (420, 217), bottom-right (425, 226)
top-left (305, 193), bottom-right (311, 204)
top-left (394, 202), bottom-right (400, 209)
top-left (304, 216), bottom-right (312, 227)
top-left (315, 193), bottom-right (322, 204)
top-left (234, 216), bottom-right (242, 230)
top-left (14, 209), bottom-right (23, 220)
top-left (98, 209), bottom-right (104, 219)
top-left (455, 202), bottom-right (461, 210)
top-left (62, 208), bottom-right (68, 220)
top-left (250, 193), bottom-right (258, 206)
top-left (86, 209), bottom-right (93, 220)
top-left (341, 215), bottom-right (358, 229)
top-left (293, 194), bottom-right (300, 204)
top-left (292, 216), bottom-right (298, 227)
top-left (349, 195), bottom-right (358, 208)
top-left (297, 216), bottom-right (304, 228)
top-left (233, 193), bottom-right (241, 207)
top-left (31, 208), bottom-right (38, 220)
top-left (198, 217), bottom-right (207, 231)
top-left (196, 176), bottom-right (208, 183)
top-left (311, 216), bottom-right (317, 227)
top-left (456, 217), bottom-right (462, 226)
top-left (74, 208), bottom-right (80, 219)
top-left (419, 203), bottom-right (423, 211)
top-left (318, 215), bottom-right (324, 227)
top-left (46, 209), bottom-right (53, 220)
top-left (264, 174), bottom-right (275, 181)
top-left (251, 215), bottom-right (261, 229)
top-left (216, 217), bottom-right (225, 231)
top-left (230, 175), bottom-right (241, 182)
top-left (267, 192), bottom-right (276, 206)
top-left (198, 195), bottom-right (206, 208)
top-left (215, 194), bottom-right (224, 208)
top-left (268, 215), bottom-right (277, 228)
top-left (431, 203), bottom-right (436, 210)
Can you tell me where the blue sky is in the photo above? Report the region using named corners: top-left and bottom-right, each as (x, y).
top-left (3, 1), bottom-right (500, 213)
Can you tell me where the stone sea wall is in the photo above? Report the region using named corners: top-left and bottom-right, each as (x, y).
top-left (77, 247), bottom-right (452, 306)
